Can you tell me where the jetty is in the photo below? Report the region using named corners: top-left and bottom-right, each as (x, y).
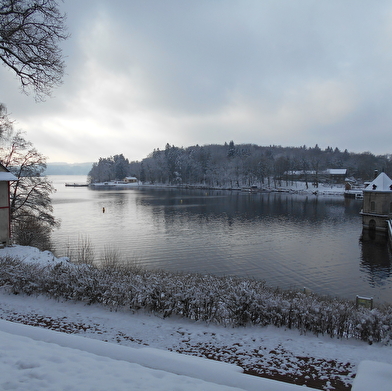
top-left (89, 181), bottom-right (140, 190)
top-left (344, 189), bottom-right (363, 199)
top-left (65, 183), bottom-right (88, 187)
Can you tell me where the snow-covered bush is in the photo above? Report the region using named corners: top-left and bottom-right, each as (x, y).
top-left (1, 254), bottom-right (391, 344)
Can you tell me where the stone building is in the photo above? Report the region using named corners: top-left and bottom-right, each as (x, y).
top-left (0, 163), bottom-right (17, 247)
top-left (361, 172), bottom-right (392, 232)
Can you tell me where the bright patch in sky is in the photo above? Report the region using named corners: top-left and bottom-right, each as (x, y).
top-left (1, 1), bottom-right (392, 163)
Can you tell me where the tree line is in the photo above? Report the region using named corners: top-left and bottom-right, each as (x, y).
top-left (88, 142), bottom-right (392, 188)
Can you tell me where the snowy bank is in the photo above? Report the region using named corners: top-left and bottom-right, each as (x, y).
top-left (0, 319), bottom-right (309, 391)
top-left (0, 245), bottom-right (69, 265)
top-left (2, 246), bottom-right (392, 345)
top-left (1, 245), bottom-right (392, 390)
top-left (1, 308), bottom-right (391, 391)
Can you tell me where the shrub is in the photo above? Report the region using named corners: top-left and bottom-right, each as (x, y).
top-left (1, 254), bottom-right (391, 344)
top-left (12, 216), bottom-right (53, 251)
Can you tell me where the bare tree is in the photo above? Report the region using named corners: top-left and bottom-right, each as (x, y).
top-left (0, 103), bottom-right (13, 138)
top-left (0, 122), bottom-right (58, 249)
top-left (0, 0), bottom-right (68, 100)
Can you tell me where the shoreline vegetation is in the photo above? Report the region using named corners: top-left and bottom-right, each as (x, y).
top-left (86, 143), bottom-right (392, 192)
top-left (1, 246), bottom-right (391, 346)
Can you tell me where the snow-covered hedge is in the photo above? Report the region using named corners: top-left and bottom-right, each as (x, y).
top-left (1, 256), bottom-right (391, 344)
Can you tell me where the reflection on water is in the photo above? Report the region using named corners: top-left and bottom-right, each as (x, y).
top-left (50, 176), bottom-right (392, 304)
top-left (360, 231), bottom-right (392, 288)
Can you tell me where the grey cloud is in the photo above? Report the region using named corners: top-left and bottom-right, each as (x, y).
top-left (1, 0), bottom-right (392, 163)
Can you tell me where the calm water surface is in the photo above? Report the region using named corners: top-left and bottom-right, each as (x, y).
top-left (50, 176), bottom-right (392, 304)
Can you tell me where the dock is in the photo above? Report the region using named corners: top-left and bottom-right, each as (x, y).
top-left (65, 183), bottom-right (88, 187)
top-left (344, 190), bottom-right (363, 199)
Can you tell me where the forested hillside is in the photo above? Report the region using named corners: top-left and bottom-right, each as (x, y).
top-left (88, 142), bottom-right (392, 188)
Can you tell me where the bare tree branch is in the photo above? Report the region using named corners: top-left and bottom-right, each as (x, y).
top-left (0, 0), bottom-right (68, 100)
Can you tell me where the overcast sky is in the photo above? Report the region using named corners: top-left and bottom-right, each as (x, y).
top-left (1, 0), bottom-right (392, 163)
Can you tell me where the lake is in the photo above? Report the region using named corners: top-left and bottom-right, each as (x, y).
top-left (50, 175), bottom-right (392, 304)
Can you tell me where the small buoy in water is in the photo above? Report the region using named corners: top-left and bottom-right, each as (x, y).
top-left (102, 207), bottom-right (105, 213)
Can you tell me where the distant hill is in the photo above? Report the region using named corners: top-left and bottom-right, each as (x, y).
top-left (45, 162), bottom-right (93, 175)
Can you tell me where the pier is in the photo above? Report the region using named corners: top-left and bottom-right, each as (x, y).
top-left (65, 183), bottom-right (88, 187)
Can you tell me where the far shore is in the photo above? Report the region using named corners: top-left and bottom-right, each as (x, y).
top-left (66, 178), bottom-right (351, 197)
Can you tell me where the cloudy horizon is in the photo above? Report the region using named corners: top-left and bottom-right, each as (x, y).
top-left (1, 0), bottom-right (392, 163)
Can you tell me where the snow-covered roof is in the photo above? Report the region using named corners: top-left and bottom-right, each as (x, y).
top-left (326, 169), bottom-right (347, 175)
top-left (283, 169), bottom-right (347, 176)
top-left (0, 171), bottom-right (18, 181)
top-left (0, 163), bottom-right (17, 181)
top-left (364, 172), bottom-right (392, 192)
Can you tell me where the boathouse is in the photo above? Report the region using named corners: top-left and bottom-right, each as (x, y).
top-left (360, 171), bottom-right (392, 232)
top-left (124, 176), bottom-right (138, 183)
top-left (0, 163), bottom-right (17, 247)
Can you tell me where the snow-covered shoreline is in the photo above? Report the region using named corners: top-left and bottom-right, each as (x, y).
top-left (86, 179), bottom-right (349, 197)
top-left (1, 246), bottom-right (391, 390)
top-left (164, 184), bottom-right (347, 196)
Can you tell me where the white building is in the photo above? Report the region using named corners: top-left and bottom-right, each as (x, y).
top-left (360, 172), bottom-right (392, 232)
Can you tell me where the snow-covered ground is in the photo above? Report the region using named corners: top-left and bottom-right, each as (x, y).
top-left (0, 246), bottom-right (391, 391)
top-left (273, 181), bottom-right (347, 196)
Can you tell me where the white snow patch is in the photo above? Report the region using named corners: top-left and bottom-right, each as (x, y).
top-left (0, 320), bottom-right (311, 391)
top-left (0, 245), bottom-right (69, 265)
top-left (352, 361), bottom-right (392, 391)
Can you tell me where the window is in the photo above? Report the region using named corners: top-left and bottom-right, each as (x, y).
top-left (370, 201), bottom-right (375, 212)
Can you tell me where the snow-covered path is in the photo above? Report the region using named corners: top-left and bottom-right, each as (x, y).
top-left (0, 326), bottom-right (246, 391)
top-left (3, 318), bottom-right (299, 391)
